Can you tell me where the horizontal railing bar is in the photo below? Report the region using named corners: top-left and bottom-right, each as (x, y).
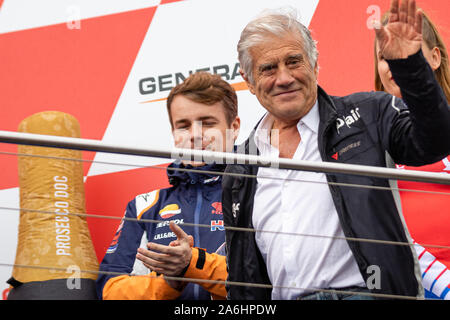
top-left (0, 130), bottom-right (449, 185)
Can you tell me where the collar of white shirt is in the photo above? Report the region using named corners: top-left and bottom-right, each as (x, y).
top-left (253, 100), bottom-right (319, 155)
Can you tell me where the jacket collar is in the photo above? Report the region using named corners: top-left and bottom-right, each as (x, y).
top-left (167, 161), bottom-right (226, 186)
top-left (317, 85), bottom-right (338, 130)
top-left (316, 86), bottom-right (339, 155)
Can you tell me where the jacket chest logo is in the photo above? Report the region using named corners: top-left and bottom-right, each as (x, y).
top-left (159, 204), bottom-right (181, 219)
top-left (211, 201), bottom-right (223, 215)
top-left (336, 108), bottom-right (361, 134)
top-left (330, 140), bottom-right (362, 161)
top-left (232, 202), bottom-right (240, 218)
top-left (211, 220), bottom-right (224, 231)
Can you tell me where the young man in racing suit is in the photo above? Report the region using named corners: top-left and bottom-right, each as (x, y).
top-left (96, 72), bottom-right (238, 299)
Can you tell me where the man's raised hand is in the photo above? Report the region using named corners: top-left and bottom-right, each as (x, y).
top-left (374, 0), bottom-right (423, 60)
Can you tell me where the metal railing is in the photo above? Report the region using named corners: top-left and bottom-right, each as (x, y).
top-left (0, 130), bottom-right (449, 185)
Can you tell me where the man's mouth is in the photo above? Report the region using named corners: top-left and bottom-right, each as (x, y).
top-left (273, 88), bottom-right (301, 97)
top-left (191, 143), bottom-right (213, 151)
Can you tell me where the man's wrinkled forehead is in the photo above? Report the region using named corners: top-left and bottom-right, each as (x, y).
top-left (250, 32), bottom-right (308, 66)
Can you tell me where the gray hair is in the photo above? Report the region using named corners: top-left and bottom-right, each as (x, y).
top-left (237, 8), bottom-right (318, 84)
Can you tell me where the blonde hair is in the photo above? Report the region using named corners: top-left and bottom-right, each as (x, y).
top-left (374, 10), bottom-right (450, 103)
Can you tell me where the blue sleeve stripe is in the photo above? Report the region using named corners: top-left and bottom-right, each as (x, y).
top-left (440, 287), bottom-right (450, 299)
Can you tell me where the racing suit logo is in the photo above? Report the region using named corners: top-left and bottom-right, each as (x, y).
top-left (159, 204), bottom-right (181, 219)
top-left (211, 202), bottom-right (223, 215)
top-left (211, 220), bottom-right (224, 231)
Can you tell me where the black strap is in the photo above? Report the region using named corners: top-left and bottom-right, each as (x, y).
top-left (195, 248), bottom-right (206, 270)
top-left (177, 263), bottom-right (190, 277)
top-left (6, 277), bottom-right (22, 288)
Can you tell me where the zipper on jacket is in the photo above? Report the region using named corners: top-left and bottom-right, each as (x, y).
top-left (192, 181), bottom-right (203, 300)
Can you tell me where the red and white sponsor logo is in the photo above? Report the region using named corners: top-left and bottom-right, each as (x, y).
top-left (211, 202), bottom-right (223, 215)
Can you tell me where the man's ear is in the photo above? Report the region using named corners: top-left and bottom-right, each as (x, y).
top-left (231, 116), bottom-right (241, 141)
top-left (240, 69), bottom-right (255, 95)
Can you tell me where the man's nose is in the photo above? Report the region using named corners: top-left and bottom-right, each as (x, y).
top-left (275, 66), bottom-right (295, 88)
top-left (190, 121), bottom-right (203, 145)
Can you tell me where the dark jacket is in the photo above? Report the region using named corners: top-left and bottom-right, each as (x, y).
top-left (222, 50), bottom-right (450, 299)
top-left (97, 162), bottom-right (226, 300)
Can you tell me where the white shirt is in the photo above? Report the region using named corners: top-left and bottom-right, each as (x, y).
top-left (252, 101), bottom-right (365, 300)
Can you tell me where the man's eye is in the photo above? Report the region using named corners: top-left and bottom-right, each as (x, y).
top-left (261, 65), bottom-right (276, 75)
top-left (287, 59), bottom-right (300, 66)
top-left (203, 121), bottom-right (217, 127)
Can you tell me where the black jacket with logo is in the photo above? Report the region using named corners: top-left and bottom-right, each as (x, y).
top-left (222, 50), bottom-right (450, 300)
